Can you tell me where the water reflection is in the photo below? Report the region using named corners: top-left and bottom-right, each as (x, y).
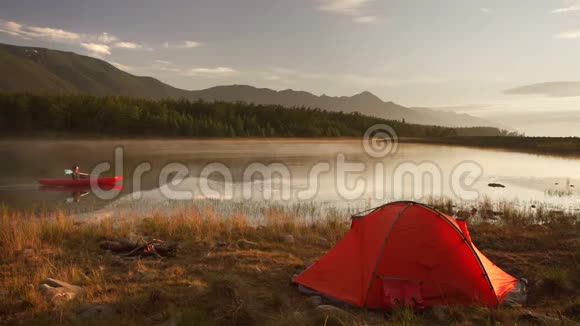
top-left (0, 139), bottom-right (578, 215)
top-left (38, 184), bottom-right (123, 204)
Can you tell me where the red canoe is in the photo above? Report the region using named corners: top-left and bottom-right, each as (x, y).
top-left (38, 176), bottom-right (123, 186)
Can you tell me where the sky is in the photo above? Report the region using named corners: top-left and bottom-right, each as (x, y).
top-left (1, 0), bottom-right (580, 136)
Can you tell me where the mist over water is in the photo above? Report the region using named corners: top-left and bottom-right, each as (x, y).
top-left (0, 139), bottom-right (579, 216)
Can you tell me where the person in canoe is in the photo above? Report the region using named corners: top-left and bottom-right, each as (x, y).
top-left (71, 166), bottom-right (89, 180)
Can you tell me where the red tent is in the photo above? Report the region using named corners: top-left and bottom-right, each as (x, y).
top-left (293, 201), bottom-right (519, 308)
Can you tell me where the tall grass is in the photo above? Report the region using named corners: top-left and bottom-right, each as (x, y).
top-left (0, 200), bottom-right (578, 324)
top-left (0, 204), bottom-right (351, 322)
top-left (427, 196), bottom-right (579, 225)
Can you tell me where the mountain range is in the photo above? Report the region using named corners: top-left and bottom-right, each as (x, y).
top-left (0, 42), bottom-right (500, 128)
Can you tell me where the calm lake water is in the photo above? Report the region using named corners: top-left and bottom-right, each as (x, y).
top-left (0, 139), bottom-right (579, 217)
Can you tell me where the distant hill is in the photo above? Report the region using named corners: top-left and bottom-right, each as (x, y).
top-left (0, 43), bottom-right (188, 99)
top-left (0, 42), bottom-right (501, 128)
top-left (189, 85), bottom-right (503, 128)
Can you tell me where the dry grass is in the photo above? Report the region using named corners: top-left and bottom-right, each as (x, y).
top-left (0, 204), bottom-right (578, 325)
top-left (427, 196), bottom-right (580, 226)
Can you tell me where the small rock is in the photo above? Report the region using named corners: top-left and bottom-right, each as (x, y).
top-left (283, 234), bottom-right (295, 244)
top-left (530, 205), bottom-right (537, 209)
top-left (38, 278), bottom-right (84, 305)
top-left (488, 183), bottom-right (506, 188)
top-left (78, 304), bottom-right (118, 319)
top-left (236, 239), bottom-right (259, 249)
top-left (308, 296), bottom-right (322, 306)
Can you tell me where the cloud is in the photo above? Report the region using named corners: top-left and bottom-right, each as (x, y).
top-left (317, 0), bottom-right (377, 24)
top-left (27, 26), bottom-right (80, 41)
top-left (183, 67), bottom-right (237, 77)
top-left (0, 19), bottom-right (148, 55)
top-left (183, 41), bottom-right (201, 48)
top-left (353, 16), bottom-right (377, 23)
top-left (113, 41), bottom-right (142, 49)
top-left (480, 8), bottom-right (492, 14)
top-left (80, 43), bottom-right (111, 55)
top-left (155, 60), bottom-right (172, 64)
top-left (0, 21), bottom-right (24, 36)
top-left (552, 5), bottom-right (580, 13)
top-left (0, 20), bottom-right (80, 41)
top-left (503, 82), bottom-right (580, 97)
top-left (318, 0), bottom-right (368, 15)
top-left (95, 32), bottom-right (118, 43)
top-left (555, 30), bottom-right (580, 39)
top-left (163, 40), bottom-right (203, 49)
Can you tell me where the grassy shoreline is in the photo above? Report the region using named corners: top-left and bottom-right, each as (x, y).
top-left (0, 204), bottom-right (578, 325)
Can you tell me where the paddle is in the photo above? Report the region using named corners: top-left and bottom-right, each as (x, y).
top-left (64, 169), bottom-right (90, 178)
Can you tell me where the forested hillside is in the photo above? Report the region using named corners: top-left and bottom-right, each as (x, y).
top-left (0, 43), bottom-right (503, 129)
top-left (0, 94), bottom-right (495, 138)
